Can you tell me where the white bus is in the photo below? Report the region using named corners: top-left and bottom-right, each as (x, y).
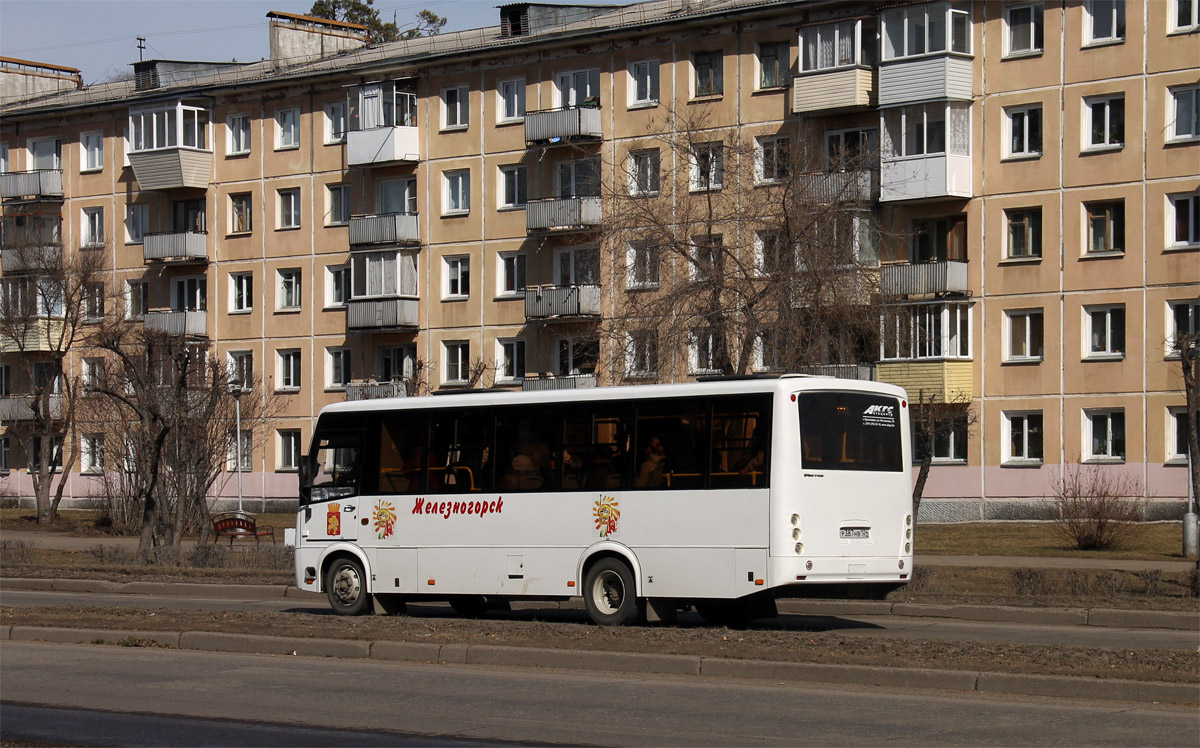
top-left (294, 375), bottom-right (913, 625)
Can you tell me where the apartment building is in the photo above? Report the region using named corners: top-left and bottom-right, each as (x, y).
top-left (0, 0), bottom-right (1195, 518)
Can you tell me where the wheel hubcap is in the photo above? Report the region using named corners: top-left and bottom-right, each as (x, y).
top-left (593, 570), bottom-right (624, 614)
top-left (332, 566), bottom-right (361, 606)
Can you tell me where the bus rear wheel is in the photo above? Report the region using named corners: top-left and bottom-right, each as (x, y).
top-left (584, 558), bottom-right (640, 626)
top-left (325, 557), bottom-right (371, 616)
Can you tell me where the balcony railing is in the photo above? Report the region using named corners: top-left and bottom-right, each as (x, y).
top-left (526, 196), bottom-right (601, 232)
top-left (525, 106), bottom-right (602, 143)
top-left (143, 231), bottom-right (207, 262)
top-left (881, 261), bottom-right (968, 297)
top-left (792, 67), bottom-right (877, 113)
top-left (127, 148), bottom-right (212, 190)
top-left (796, 170), bottom-right (879, 204)
top-left (525, 284), bottom-right (602, 320)
top-left (0, 170), bottom-right (64, 200)
top-left (143, 310), bottom-right (207, 336)
top-left (345, 381), bottom-right (408, 400)
top-left (349, 213), bottom-right (419, 245)
top-left (347, 297), bottom-right (419, 329)
top-left (796, 363), bottom-right (876, 381)
top-left (347, 125), bottom-right (419, 166)
top-left (521, 373), bottom-right (598, 391)
top-left (0, 245), bottom-right (61, 273)
top-left (0, 394), bottom-right (63, 421)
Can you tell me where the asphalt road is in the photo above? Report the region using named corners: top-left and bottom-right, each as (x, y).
top-left (2, 642), bottom-right (1196, 747)
top-left (3, 588), bottom-right (1196, 651)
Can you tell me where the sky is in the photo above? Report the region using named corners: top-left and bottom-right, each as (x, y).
top-left (0, 0), bottom-right (623, 86)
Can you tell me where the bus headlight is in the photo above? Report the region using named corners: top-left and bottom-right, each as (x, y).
top-left (794, 542), bottom-right (804, 555)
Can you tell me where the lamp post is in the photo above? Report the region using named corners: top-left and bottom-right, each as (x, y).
top-left (231, 386), bottom-right (244, 514)
top-left (1184, 344), bottom-right (1199, 560)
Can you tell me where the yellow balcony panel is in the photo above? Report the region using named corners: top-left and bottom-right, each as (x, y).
top-left (876, 360), bottom-right (973, 402)
top-left (128, 148), bottom-right (212, 191)
top-left (792, 67), bottom-right (877, 114)
top-left (1, 318), bottom-right (65, 353)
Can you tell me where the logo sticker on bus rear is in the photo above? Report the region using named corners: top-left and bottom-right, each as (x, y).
top-left (862, 404), bottom-right (896, 427)
top-left (593, 495), bottom-right (620, 537)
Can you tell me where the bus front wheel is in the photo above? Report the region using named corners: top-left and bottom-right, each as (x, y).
top-left (325, 557), bottom-right (371, 616)
top-left (584, 558), bottom-right (640, 626)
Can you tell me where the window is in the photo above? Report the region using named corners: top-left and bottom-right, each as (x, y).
top-left (30, 137), bottom-right (61, 169)
top-left (881, 302), bottom-right (972, 360)
top-left (127, 105), bottom-right (207, 152)
top-left (882, 2), bottom-right (972, 59)
top-left (442, 85), bottom-right (469, 129)
top-left (85, 282), bottom-right (104, 321)
top-left (826, 128), bottom-right (878, 170)
top-left (31, 436), bottom-right (63, 472)
top-left (33, 362), bottom-right (62, 394)
top-left (327, 347), bottom-right (351, 388)
top-left (350, 250), bottom-right (418, 298)
top-left (1168, 407), bottom-right (1190, 462)
top-left (277, 268), bottom-right (302, 310)
top-left (1086, 0), bottom-right (1125, 43)
top-left (498, 252), bottom-right (526, 296)
top-left (82, 207), bottom-right (104, 247)
top-left (444, 170), bottom-right (470, 214)
top-left (692, 51), bottom-right (723, 97)
top-left (277, 350), bottom-right (301, 391)
top-left (444, 256), bottom-right (470, 298)
top-left (0, 364), bottom-right (7, 397)
top-left (497, 338), bottom-right (526, 381)
top-left (882, 103), bottom-right (970, 159)
top-left (124, 280), bottom-right (148, 319)
top-left (1172, 0), bottom-right (1199, 32)
top-left (690, 143), bottom-right (724, 191)
top-left (756, 231), bottom-right (794, 276)
top-left (1003, 411), bottom-right (1043, 463)
top-left (757, 42), bottom-right (789, 89)
top-left (557, 337), bottom-right (598, 376)
top-left (230, 272), bottom-right (253, 313)
top-left (755, 329), bottom-right (783, 372)
top-left (1006, 309), bottom-right (1044, 361)
top-left (125, 204), bottom-right (148, 244)
top-left (378, 345), bottom-right (417, 382)
top-left (630, 60), bottom-right (659, 105)
top-left (444, 341), bottom-right (470, 383)
top-left (557, 157), bottom-right (600, 198)
top-left (326, 264), bottom-right (350, 307)
top-left (499, 165), bottom-right (527, 208)
top-left (82, 131), bottom-right (103, 171)
top-left (0, 142), bottom-right (7, 173)
top-left (325, 101), bottom-right (347, 143)
top-left (229, 350), bottom-right (253, 391)
top-left (1085, 201), bottom-right (1124, 253)
top-left (689, 235), bottom-right (722, 282)
top-left (625, 330), bottom-right (658, 378)
top-left (913, 411), bottom-right (969, 463)
top-left (172, 276), bottom-right (206, 312)
top-left (801, 19), bottom-right (874, 72)
top-left (1006, 208), bottom-right (1042, 258)
top-left (380, 177), bottom-right (417, 215)
top-left (326, 184), bottom-right (351, 225)
top-left (911, 215), bottom-right (967, 263)
top-left (1005, 3), bottom-right (1044, 55)
top-left (498, 78), bottom-right (525, 122)
top-left (627, 241), bottom-right (660, 289)
top-left (228, 430), bottom-right (253, 472)
top-left (227, 114), bottom-right (251, 155)
top-left (1168, 300), bottom-right (1200, 356)
top-left (1084, 95), bottom-right (1124, 149)
top-left (279, 429), bottom-right (302, 470)
top-left (1085, 304), bottom-right (1125, 358)
top-left (1005, 105), bottom-right (1042, 158)
top-left (556, 69), bottom-right (600, 108)
top-left (1085, 409), bottom-right (1125, 461)
top-left (277, 189), bottom-right (301, 230)
top-left (689, 329), bottom-right (723, 374)
top-left (276, 108), bottom-right (300, 149)
top-left (1169, 85), bottom-right (1200, 141)
top-left (756, 136), bottom-right (790, 183)
top-left (1169, 192), bottom-right (1200, 247)
top-left (348, 81), bottom-right (416, 130)
top-left (82, 357), bottom-right (104, 391)
top-left (556, 247), bottom-right (599, 285)
top-left (0, 437), bottom-right (9, 473)
top-left (230, 193), bottom-right (252, 233)
top-left (628, 149), bottom-right (660, 196)
top-left (81, 433), bottom-right (104, 473)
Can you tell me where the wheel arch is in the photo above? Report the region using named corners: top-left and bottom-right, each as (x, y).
top-left (317, 544), bottom-right (372, 594)
top-left (577, 542), bottom-right (642, 597)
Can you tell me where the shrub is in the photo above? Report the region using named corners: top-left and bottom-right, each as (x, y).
top-left (1051, 462), bottom-right (1145, 551)
top-left (1010, 568), bottom-right (1052, 596)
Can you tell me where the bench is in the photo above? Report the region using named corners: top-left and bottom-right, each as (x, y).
top-left (211, 512), bottom-right (276, 544)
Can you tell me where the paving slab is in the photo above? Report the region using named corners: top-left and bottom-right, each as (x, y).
top-left (464, 645), bottom-right (701, 676)
top-left (700, 658), bottom-right (979, 692)
top-left (893, 603), bottom-right (1089, 626)
top-left (1087, 608), bottom-right (1200, 631)
top-left (177, 631), bottom-right (370, 659)
top-left (976, 672), bottom-right (1199, 705)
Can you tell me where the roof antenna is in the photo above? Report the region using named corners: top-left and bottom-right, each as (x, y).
top-left (137, 36), bottom-right (146, 62)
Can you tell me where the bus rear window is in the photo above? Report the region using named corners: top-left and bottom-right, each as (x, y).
top-left (798, 392), bottom-right (902, 472)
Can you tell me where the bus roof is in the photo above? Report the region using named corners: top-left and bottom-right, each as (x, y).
top-left (319, 376), bottom-right (908, 417)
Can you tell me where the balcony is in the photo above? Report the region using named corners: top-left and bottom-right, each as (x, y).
top-left (127, 148), bottom-right (212, 191)
top-left (878, 55), bottom-right (972, 107)
top-left (521, 374), bottom-right (597, 391)
top-left (0, 170), bottom-right (63, 200)
top-left (792, 67), bottom-right (877, 113)
top-left (345, 381), bottom-right (407, 400)
top-left (347, 298), bottom-right (419, 330)
top-left (347, 126), bottom-right (419, 167)
top-left (525, 106), bottom-right (602, 144)
top-left (525, 284), bottom-right (601, 320)
top-left (879, 154), bottom-right (972, 202)
top-left (876, 360), bottom-right (973, 402)
top-left (0, 394), bottom-right (63, 422)
top-left (0, 245), bottom-right (61, 273)
top-left (526, 197), bottom-right (601, 232)
top-left (0, 318), bottom-right (65, 353)
top-left (1, 213), bottom-right (62, 254)
top-left (143, 310), bottom-right (207, 337)
top-left (881, 261), bottom-right (968, 297)
top-left (349, 213), bottom-right (419, 246)
top-left (797, 363), bottom-right (876, 381)
top-left (796, 170), bottom-right (879, 204)
top-left (143, 231), bottom-right (207, 263)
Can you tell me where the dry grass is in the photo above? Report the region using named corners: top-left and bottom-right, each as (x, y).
top-left (916, 522), bottom-right (1187, 561)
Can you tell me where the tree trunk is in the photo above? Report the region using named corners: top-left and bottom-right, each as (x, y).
top-left (912, 453), bottom-right (932, 521)
top-left (1182, 350), bottom-right (1200, 515)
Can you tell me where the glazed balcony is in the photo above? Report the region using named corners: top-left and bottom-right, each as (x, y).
top-left (525, 106), bottom-right (602, 144)
top-left (0, 245), bottom-right (61, 273)
top-left (792, 67), bottom-right (877, 113)
top-left (348, 212), bottom-right (419, 246)
top-left (526, 196), bottom-right (601, 232)
top-left (879, 154), bottom-right (972, 202)
top-left (881, 261), bottom-right (968, 297)
top-left (0, 394), bottom-right (62, 422)
top-left (346, 297), bottom-right (419, 330)
top-left (0, 170), bottom-right (63, 200)
top-left (345, 381), bottom-right (408, 400)
top-left (521, 373), bottom-right (597, 391)
top-left (127, 148), bottom-right (213, 191)
top-left (1, 212), bottom-right (62, 254)
top-left (143, 231), bottom-right (208, 263)
top-left (796, 170), bottom-right (879, 204)
top-left (143, 310), bottom-right (207, 337)
top-left (524, 284), bottom-right (601, 320)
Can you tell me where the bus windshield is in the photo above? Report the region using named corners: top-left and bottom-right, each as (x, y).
top-left (797, 391), bottom-right (903, 472)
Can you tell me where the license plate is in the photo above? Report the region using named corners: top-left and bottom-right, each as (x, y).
top-left (840, 527), bottom-right (869, 539)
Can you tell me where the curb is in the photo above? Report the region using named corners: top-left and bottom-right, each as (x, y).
top-left (4, 577), bottom-right (1195, 631)
top-left (3, 625), bottom-right (1195, 707)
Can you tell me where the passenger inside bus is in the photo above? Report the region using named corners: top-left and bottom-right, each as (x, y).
top-left (636, 437), bottom-right (666, 488)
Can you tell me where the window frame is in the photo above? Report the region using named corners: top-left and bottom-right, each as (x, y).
top-left (81, 131), bottom-right (104, 172)
top-left (324, 101), bottom-right (347, 144)
top-left (275, 107), bottom-right (300, 150)
top-left (443, 341), bottom-right (471, 384)
top-left (1084, 0), bottom-right (1126, 45)
top-left (1005, 207), bottom-right (1043, 259)
top-left (880, 301), bottom-right (973, 361)
top-left (230, 271), bottom-right (253, 314)
top-left (629, 59), bottom-right (660, 106)
top-left (125, 203), bottom-right (148, 244)
top-left (276, 349), bottom-right (302, 392)
top-left (496, 338), bottom-right (526, 382)
top-left (124, 280), bottom-right (148, 320)
top-left (628, 148), bottom-right (661, 196)
top-left (278, 429), bottom-right (302, 471)
top-left (690, 142), bottom-right (724, 191)
top-left (325, 263), bottom-right (350, 308)
top-left (756, 41), bottom-right (790, 90)
top-left (497, 78), bottom-right (526, 123)
top-left (277, 188), bottom-right (300, 230)
top-left (443, 255), bottom-right (470, 300)
top-left (755, 135), bottom-right (790, 184)
top-left (1084, 304), bottom-right (1126, 359)
top-left (228, 350), bottom-right (253, 391)
top-left (1084, 200), bottom-right (1125, 254)
top-left (1004, 3), bottom-right (1044, 57)
top-left (625, 330), bottom-right (659, 379)
top-left (498, 164), bottom-right (527, 209)
top-left (1084, 408), bottom-right (1125, 462)
top-left (1005, 308), bottom-right (1045, 362)
top-left (229, 192), bottom-right (253, 234)
top-left (1083, 94), bottom-right (1125, 150)
top-left (1167, 299), bottom-right (1200, 358)
top-left (326, 184), bottom-right (351, 226)
top-left (1168, 85), bottom-right (1200, 142)
top-left (497, 251), bottom-right (526, 297)
top-left (443, 169), bottom-right (470, 215)
top-left (227, 114), bottom-right (251, 155)
top-left (277, 268), bottom-right (302, 311)
top-left (326, 347), bottom-right (351, 390)
top-left (81, 433), bottom-right (105, 473)
top-left (1003, 410), bottom-right (1044, 464)
top-left (626, 241), bottom-right (660, 290)
top-left (442, 85), bottom-right (470, 131)
top-left (81, 206), bottom-right (104, 248)
top-left (692, 50), bottom-right (724, 98)
top-left (881, 2), bottom-right (972, 60)
top-left (1004, 104), bottom-right (1043, 159)
top-left (1168, 192), bottom-right (1200, 247)
top-left (1168, 406), bottom-right (1190, 463)
top-left (1170, 0), bottom-right (1200, 33)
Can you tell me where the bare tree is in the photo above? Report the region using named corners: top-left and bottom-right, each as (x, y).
top-left (909, 388), bottom-right (977, 520)
top-left (598, 106), bottom-right (881, 382)
top-left (1172, 328), bottom-right (1200, 518)
top-left (0, 232), bottom-right (105, 523)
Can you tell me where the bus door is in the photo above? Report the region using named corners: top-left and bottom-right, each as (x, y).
top-left (303, 427), bottom-right (362, 542)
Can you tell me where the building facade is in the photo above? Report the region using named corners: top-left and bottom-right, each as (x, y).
top-left (0, 1), bottom-right (1196, 519)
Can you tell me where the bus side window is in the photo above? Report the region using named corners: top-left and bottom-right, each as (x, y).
top-left (710, 400), bottom-right (770, 489)
top-left (376, 412), bottom-right (426, 494)
top-left (428, 411), bottom-right (492, 493)
top-left (635, 402), bottom-right (707, 490)
top-left (497, 408), bottom-right (560, 492)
